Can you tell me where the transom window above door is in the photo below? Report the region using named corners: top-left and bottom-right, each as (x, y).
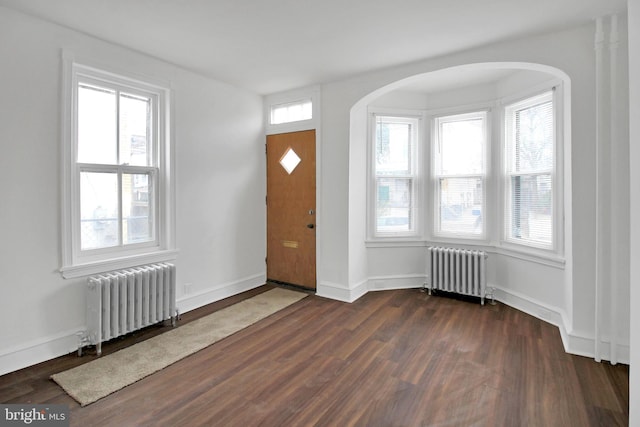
top-left (270, 99), bottom-right (312, 125)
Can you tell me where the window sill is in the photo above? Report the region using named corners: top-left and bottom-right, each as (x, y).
top-left (428, 235), bottom-right (489, 248)
top-left (365, 239), bottom-right (427, 248)
top-left (364, 239), bottom-right (565, 268)
top-left (60, 249), bottom-right (179, 279)
top-left (492, 244), bottom-right (565, 269)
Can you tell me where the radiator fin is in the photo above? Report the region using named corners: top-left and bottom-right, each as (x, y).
top-left (428, 247), bottom-right (487, 305)
top-left (86, 263), bottom-right (176, 355)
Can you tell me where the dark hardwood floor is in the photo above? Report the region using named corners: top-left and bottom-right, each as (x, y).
top-left (0, 286), bottom-right (629, 426)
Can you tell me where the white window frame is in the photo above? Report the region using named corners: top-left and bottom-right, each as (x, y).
top-left (501, 88), bottom-right (561, 254)
top-left (368, 109), bottom-right (424, 240)
top-left (60, 53), bottom-right (176, 278)
top-left (265, 86), bottom-right (320, 135)
top-left (270, 98), bottom-right (312, 125)
top-left (432, 110), bottom-right (488, 240)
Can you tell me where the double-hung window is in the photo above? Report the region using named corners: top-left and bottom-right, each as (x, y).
top-left (433, 111), bottom-right (487, 238)
top-left (62, 59), bottom-right (174, 277)
top-left (372, 115), bottom-right (420, 237)
top-left (504, 91), bottom-right (555, 249)
top-left (77, 80), bottom-right (157, 251)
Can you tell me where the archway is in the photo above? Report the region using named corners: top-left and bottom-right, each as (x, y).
top-left (347, 61), bottom-right (572, 332)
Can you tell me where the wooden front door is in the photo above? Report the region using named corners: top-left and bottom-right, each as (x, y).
top-left (266, 130), bottom-right (316, 290)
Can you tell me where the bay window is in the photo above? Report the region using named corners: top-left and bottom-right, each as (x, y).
top-left (367, 85), bottom-right (561, 260)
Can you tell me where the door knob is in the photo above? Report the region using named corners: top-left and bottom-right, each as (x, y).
top-left (307, 224), bottom-right (315, 229)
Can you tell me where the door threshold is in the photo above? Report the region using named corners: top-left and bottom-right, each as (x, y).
top-left (266, 279), bottom-right (315, 294)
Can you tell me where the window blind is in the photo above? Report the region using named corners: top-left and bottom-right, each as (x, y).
top-left (506, 92), bottom-right (554, 247)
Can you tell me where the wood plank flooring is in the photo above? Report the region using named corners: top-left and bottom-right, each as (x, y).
top-left (0, 286), bottom-right (629, 426)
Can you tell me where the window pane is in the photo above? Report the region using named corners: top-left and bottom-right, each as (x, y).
top-left (270, 99), bottom-right (312, 124)
top-left (80, 172), bottom-right (118, 250)
top-left (439, 177), bottom-right (483, 235)
top-left (439, 118), bottom-right (484, 175)
top-left (122, 173), bottom-right (153, 244)
top-left (514, 100), bottom-right (553, 173)
top-left (120, 93), bottom-right (152, 166)
top-left (376, 178), bottom-right (412, 233)
top-left (78, 84), bottom-right (117, 164)
top-left (510, 174), bottom-right (552, 245)
top-left (376, 118), bottom-right (412, 175)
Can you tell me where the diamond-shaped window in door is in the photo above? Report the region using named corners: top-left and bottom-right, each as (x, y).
top-left (280, 147), bottom-right (301, 174)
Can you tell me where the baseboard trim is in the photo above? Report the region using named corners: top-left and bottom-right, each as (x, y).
top-left (491, 285), bottom-right (567, 330)
top-left (562, 330), bottom-right (630, 364)
top-left (492, 285), bottom-right (630, 364)
top-left (368, 274), bottom-right (426, 291)
top-left (0, 273), bottom-right (267, 377)
top-left (316, 280), bottom-right (368, 303)
top-left (0, 328), bottom-right (82, 377)
top-left (177, 273), bottom-right (266, 314)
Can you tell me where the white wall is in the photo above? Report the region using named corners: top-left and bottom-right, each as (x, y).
top-left (628, 0), bottom-right (639, 424)
top-left (0, 7), bottom-right (265, 375)
top-left (317, 22), bottom-right (630, 362)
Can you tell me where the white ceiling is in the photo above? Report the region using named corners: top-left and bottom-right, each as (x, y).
top-left (395, 68), bottom-right (521, 94)
top-left (0, 0), bottom-right (627, 94)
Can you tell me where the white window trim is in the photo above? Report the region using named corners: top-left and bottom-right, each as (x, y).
top-left (500, 87), bottom-right (563, 256)
top-left (265, 86), bottom-right (320, 135)
top-left (431, 110), bottom-right (490, 241)
top-left (367, 108), bottom-right (425, 241)
top-left (60, 51), bottom-right (177, 279)
top-left (270, 98), bottom-right (312, 125)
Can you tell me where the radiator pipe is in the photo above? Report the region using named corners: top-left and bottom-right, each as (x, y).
top-left (594, 16), bottom-right (604, 363)
top-left (609, 14), bottom-right (619, 365)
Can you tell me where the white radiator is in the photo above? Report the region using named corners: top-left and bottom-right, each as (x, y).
top-left (426, 246), bottom-right (491, 305)
top-left (80, 263), bottom-right (177, 356)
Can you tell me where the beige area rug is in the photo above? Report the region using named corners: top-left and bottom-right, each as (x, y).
top-left (51, 287), bottom-right (307, 406)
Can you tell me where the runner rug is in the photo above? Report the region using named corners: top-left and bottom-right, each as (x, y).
top-left (51, 287), bottom-right (307, 406)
